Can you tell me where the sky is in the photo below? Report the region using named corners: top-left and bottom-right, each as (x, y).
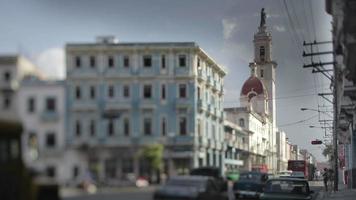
top-left (0, 0), bottom-right (333, 161)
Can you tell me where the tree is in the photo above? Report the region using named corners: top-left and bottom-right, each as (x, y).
top-left (322, 144), bottom-right (334, 164)
top-left (140, 144), bottom-right (164, 183)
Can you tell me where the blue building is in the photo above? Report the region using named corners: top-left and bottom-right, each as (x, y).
top-left (65, 37), bottom-right (226, 181)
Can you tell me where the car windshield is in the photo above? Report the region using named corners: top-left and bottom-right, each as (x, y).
top-left (239, 173), bottom-right (261, 181)
top-left (265, 180), bottom-right (308, 194)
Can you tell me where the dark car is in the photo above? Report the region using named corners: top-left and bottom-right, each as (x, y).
top-left (233, 172), bottom-right (269, 199)
top-left (153, 176), bottom-right (228, 200)
top-left (260, 178), bottom-right (314, 200)
top-left (190, 167), bottom-right (227, 192)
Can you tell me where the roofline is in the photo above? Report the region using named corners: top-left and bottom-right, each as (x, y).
top-left (66, 41), bottom-right (227, 76)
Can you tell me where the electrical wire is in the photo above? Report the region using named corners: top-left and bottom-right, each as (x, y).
top-left (278, 114), bottom-right (318, 127)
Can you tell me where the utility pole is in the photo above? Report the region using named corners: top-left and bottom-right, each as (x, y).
top-left (303, 40), bottom-right (338, 191)
top-left (333, 58), bottom-right (339, 191)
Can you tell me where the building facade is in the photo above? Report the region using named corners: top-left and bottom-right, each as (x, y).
top-left (276, 130), bottom-right (288, 172)
top-left (65, 38), bottom-right (227, 181)
top-left (18, 77), bottom-right (86, 185)
top-left (223, 120), bottom-right (250, 171)
top-left (0, 55), bottom-right (41, 122)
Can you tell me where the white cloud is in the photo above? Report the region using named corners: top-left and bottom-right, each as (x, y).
top-left (35, 48), bottom-right (65, 79)
top-left (222, 18), bottom-right (238, 40)
top-left (273, 25), bottom-right (286, 32)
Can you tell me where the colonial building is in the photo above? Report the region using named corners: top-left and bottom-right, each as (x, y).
top-left (276, 130), bottom-right (288, 171)
top-left (18, 77), bottom-right (86, 185)
top-left (0, 55), bottom-right (42, 121)
top-left (65, 37), bottom-right (227, 181)
top-left (224, 9), bottom-right (278, 173)
top-left (223, 120), bottom-right (250, 171)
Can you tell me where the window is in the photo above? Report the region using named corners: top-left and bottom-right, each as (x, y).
top-left (178, 55), bottom-right (186, 67)
top-left (124, 118), bottom-right (130, 136)
top-left (143, 118), bottom-right (152, 135)
top-left (123, 85), bottom-right (130, 98)
top-left (179, 117), bottom-right (187, 135)
top-left (46, 166), bottom-right (56, 178)
top-left (3, 71), bottom-right (11, 82)
top-left (161, 84), bottom-right (166, 100)
top-left (46, 132), bottom-right (56, 148)
top-left (108, 56), bottom-right (114, 68)
top-left (161, 55), bottom-right (166, 69)
top-left (75, 56), bottom-right (81, 68)
top-left (197, 87), bottom-right (201, 99)
top-left (179, 84), bottom-right (187, 98)
top-left (3, 96), bottom-right (10, 109)
top-left (90, 86), bottom-right (96, 99)
top-left (239, 118), bottom-right (245, 127)
top-left (108, 120), bottom-right (114, 136)
top-left (260, 46), bottom-right (265, 61)
top-left (161, 118), bottom-right (167, 136)
top-left (45, 97), bottom-right (56, 112)
top-left (123, 56), bottom-right (130, 67)
top-left (108, 85), bottom-right (115, 98)
top-left (122, 158), bottom-right (133, 173)
top-left (261, 69), bottom-right (264, 78)
top-left (75, 120), bottom-right (81, 136)
top-left (89, 120), bottom-right (96, 136)
top-left (73, 166), bottom-right (79, 178)
top-left (75, 86), bottom-right (81, 100)
top-left (27, 97), bottom-right (35, 113)
top-left (90, 56), bottom-right (96, 68)
top-left (143, 55), bottom-right (152, 67)
top-left (143, 85), bottom-right (152, 99)
top-left (197, 57), bottom-right (200, 68)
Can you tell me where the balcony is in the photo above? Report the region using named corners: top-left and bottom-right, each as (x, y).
top-left (172, 135), bottom-right (194, 145)
top-left (219, 85), bottom-right (224, 95)
top-left (41, 111), bottom-right (59, 122)
top-left (197, 99), bottom-right (204, 111)
top-left (212, 81), bottom-right (218, 92)
top-left (197, 70), bottom-right (204, 82)
top-left (206, 76), bottom-right (212, 87)
top-left (206, 105), bottom-right (212, 116)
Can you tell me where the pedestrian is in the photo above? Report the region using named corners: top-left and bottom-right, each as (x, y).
top-left (322, 168), bottom-right (328, 191)
top-left (328, 169), bottom-right (334, 191)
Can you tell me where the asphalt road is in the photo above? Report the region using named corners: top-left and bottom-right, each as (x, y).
top-left (62, 181), bottom-right (324, 200)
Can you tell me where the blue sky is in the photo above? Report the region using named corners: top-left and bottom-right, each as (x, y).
top-left (0, 0), bottom-right (333, 161)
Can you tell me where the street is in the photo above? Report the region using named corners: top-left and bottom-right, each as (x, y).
top-left (62, 181), bottom-right (324, 200)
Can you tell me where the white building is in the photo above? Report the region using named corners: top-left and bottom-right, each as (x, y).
top-left (224, 9), bottom-right (277, 173)
top-left (276, 130), bottom-right (288, 171)
top-left (0, 55), bottom-right (42, 122)
top-left (18, 77), bottom-right (86, 185)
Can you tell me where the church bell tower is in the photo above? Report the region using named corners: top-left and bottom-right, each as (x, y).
top-left (253, 8), bottom-right (277, 126)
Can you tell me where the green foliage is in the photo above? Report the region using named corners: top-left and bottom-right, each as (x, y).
top-left (322, 144), bottom-right (334, 164)
top-left (140, 144), bottom-right (164, 171)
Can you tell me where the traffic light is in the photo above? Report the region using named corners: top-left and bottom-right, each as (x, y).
top-left (311, 140), bottom-right (323, 145)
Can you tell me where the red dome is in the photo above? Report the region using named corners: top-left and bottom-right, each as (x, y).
top-left (241, 76), bottom-right (265, 96)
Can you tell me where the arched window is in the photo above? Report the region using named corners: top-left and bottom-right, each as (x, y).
top-left (239, 118), bottom-right (245, 127)
top-left (260, 46), bottom-right (265, 61)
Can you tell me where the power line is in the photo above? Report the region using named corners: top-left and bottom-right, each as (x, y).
top-left (278, 114), bottom-right (318, 127)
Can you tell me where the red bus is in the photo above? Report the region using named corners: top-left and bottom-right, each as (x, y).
top-left (287, 160), bottom-right (309, 179)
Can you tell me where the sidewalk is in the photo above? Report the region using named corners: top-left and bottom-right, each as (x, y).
top-left (317, 184), bottom-right (356, 200)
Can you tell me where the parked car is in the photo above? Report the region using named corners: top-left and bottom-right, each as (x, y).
top-left (190, 167), bottom-right (227, 192)
top-left (276, 170), bottom-right (292, 178)
top-left (290, 171), bottom-right (306, 179)
top-left (233, 172), bottom-right (269, 199)
top-left (153, 176), bottom-right (228, 200)
top-left (260, 178), bottom-right (314, 200)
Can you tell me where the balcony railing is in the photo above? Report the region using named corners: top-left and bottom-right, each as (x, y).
top-left (197, 70), bottom-right (204, 81)
top-left (41, 111), bottom-right (59, 121)
top-left (206, 76), bottom-right (212, 87)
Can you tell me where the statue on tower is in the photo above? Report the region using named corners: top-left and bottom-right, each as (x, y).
top-left (260, 8), bottom-right (266, 27)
